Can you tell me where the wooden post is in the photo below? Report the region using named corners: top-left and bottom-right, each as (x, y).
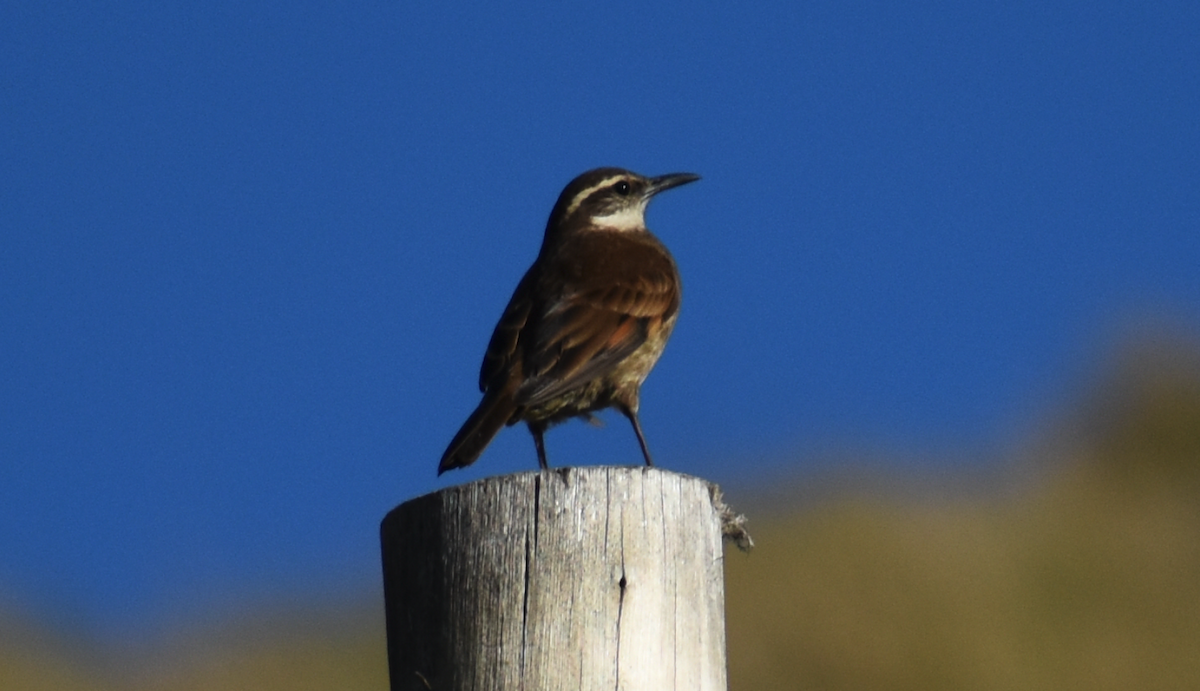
top-left (380, 466), bottom-right (729, 690)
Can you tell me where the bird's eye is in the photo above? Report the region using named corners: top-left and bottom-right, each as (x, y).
top-left (613, 180), bottom-right (631, 195)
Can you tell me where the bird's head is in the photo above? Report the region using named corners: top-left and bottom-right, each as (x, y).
top-left (546, 167), bottom-right (700, 237)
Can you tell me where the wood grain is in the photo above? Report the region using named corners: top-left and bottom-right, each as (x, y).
top-left (380, 466), bottom-right (728, 690)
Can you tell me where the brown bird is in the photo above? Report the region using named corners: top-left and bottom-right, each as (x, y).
top-left (438, 167), bottom-right (699, 475)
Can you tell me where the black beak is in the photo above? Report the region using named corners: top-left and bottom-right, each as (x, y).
top-left (647, 172), bottom-right (701, 197)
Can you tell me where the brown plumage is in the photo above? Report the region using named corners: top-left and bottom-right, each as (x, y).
top-left (438, 167), bottom-right (699, 474)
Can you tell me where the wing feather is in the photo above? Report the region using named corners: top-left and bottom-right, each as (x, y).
top-left (515, 235), bottom-right (679, 406)
top-left (478, 268), bottom-right (535, 392)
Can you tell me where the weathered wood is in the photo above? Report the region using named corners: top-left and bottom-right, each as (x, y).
top-left (380, 466), bottom-right (728, 691)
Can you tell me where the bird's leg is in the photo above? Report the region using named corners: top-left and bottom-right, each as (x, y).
top-left (529, 423), bottom-right (550, 469)
top-left (618, 406), bottom-right (654, 467)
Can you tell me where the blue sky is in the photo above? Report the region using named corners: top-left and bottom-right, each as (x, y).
top-left (3, 1), bottom-right (1198, 637)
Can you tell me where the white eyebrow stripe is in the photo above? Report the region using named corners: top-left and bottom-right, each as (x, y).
top-left (564, 175), bottom-right (627, 217)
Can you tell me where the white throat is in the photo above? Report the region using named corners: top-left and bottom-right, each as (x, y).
top-left (590, 205), bottom-right (647, 232)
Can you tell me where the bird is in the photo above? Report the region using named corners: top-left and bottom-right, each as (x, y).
top-left (438, 167), bottom-right (699, 475)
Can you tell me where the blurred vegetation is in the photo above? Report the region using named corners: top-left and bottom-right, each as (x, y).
top-left (726, 333), bottom-right (1200, 690)
top-left (0, 603), bottom-right (388, 691)
top-left (3, 333), bottom-right (1199, 690)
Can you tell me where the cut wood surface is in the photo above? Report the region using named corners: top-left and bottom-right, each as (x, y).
top-left (380, 466), bottom-right (728, 691)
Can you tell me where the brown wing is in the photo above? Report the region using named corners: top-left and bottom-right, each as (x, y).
top-left (515, 236), bottom-right (680, 406)
top-left (478, 267), bottom-right (536, 392)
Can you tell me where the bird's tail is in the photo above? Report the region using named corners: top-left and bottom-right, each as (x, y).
top-left (438, 383), bottom-right (519, 475)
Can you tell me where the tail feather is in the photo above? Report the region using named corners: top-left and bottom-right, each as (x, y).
top-left (438, 386), bottom-right (518, 475)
